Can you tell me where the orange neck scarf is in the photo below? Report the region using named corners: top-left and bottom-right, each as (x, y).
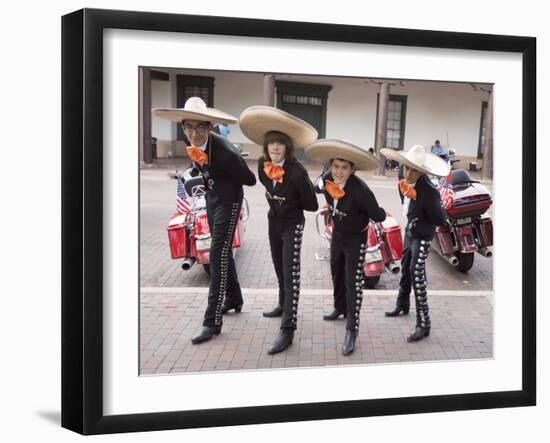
top-left (187, 146), bottom-right (208, 165)
top-left (264, 162), bottom-right (285, 183)
top-left (399, 179), bottom-right (417, 200)
top-left (325, 180), bottom-right (346, 200)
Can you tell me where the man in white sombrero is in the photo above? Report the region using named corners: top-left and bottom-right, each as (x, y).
top-left (381, 145), bottom-right (450, 342)
top-left (240, 106), bottom-right (318, 354)
top-left (154, 97), bottom-right (256, 345)
top-left (305, 140), bottom-right (386, 355)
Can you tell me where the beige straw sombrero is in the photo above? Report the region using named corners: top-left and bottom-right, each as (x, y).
top-left (304, 139), bottom-right (381, 171)
top-left (153, 97), bottom-right (238, 124)
top-left (239, 106), bottom-right (318, 148)
top-left (381, 145), bottom-right (451, 177)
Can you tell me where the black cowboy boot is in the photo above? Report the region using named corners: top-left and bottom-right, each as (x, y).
top-left (342, 330), bottom-right (357, 355)
top-left (323, 309), bottom-right (346, 320)
top-left (267, 330), bottom-right (294, 354)
top-left (385, 305), bottom-right (410, 317)
top-left (262, 305), bottom-right (283, 317)
top-left (191, 325), bottom-right (221, 344)
top-left (407, 326), bottom-right (431, 342)
top-left (221, 303), bottom-right (243, 314)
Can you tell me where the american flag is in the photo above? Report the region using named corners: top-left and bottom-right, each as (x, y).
top-left (438, 171), bottom-right (454, 210)
top-left (176, 178), bottom-right (191, 213)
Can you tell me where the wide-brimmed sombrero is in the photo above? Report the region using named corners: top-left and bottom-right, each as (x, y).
top-left (381, 145), bottom-right (451, 177)
top-left (153, 97), bottom-right (238, 124)
top-left (304, 139), bottom-right (381, 171)
top-left (239, 106), bottom-right (318, 148)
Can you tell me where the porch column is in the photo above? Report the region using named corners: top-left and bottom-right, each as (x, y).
top-left (264, 74), bottom-right (275, 106)
top-left (375, 82), bottom-right (390, 176)
top-left (141, 67), bottom-right (153, 165)
top-left (482, 87), bottom-right (493, 180)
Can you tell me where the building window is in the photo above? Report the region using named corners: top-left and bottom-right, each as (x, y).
top-left (275, 81), bottom-right (332, 139)
top-left (282, 94), bottom-right (323, 106)
top-left (477, 101), bottom-right (488, 159)
top-left (375, 94), bottom-right (407, 151)
top-left (176, 75), bottom-right (214, 140)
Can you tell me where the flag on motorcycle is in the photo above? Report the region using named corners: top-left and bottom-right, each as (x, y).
top-left (176, 178), bottom-right (191, 213)
top-left (438, 171), bottom-right (454, 209)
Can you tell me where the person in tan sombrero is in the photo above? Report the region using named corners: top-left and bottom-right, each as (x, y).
top-left (381, 145), bottom-right (450, 342)
top-left (240, 106), bottom-right (318, 354)
top-left (305, 140), bottom-right (386, 355)
top-left (154, 97), bottom-right (256, 345)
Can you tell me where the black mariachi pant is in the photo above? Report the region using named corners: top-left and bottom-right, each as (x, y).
top-left (268, 217), bottom-right (304, 331)
top-left (396, 229), bottom-right (432, 329)
top-left (330, 230), bottom-right (368, 332)
top-left (202, 195), bottom-right (243, 327)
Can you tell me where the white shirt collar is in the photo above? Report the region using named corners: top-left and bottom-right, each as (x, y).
top-left (273, 159), bottom-right (285, 167)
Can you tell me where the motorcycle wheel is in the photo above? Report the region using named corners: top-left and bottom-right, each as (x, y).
top-left (456, 252), bottom-right (474, 273)
top-left (202, 264), bottom-right (211, 276)
top-left (364, 275), bottom-right (380, 289)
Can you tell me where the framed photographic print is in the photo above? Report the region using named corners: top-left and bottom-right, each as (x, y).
top-left (61, 8), bottom-right (536, 435)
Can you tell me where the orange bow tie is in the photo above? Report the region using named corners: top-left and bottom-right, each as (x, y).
top-left (399, 179), bottom-right (417, 200)
top-left (264, 162), bottom-right (285, 183)
top-left (187, 146), bottom-right (208, 165)
top-left (325, 180), bottom-right (346, 200)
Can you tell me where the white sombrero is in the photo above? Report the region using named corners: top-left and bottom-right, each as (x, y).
top-left (153, 97), bottom-right (238, 125)
top-left (239, 106), bottom-right (318, 148)
top-left (381, 145), bottom-right (451, 177)
top-left (304, 139), bottom-right (381, 171)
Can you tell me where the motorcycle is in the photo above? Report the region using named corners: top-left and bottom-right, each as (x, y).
top-left (167, 169), bottom-right (250, 275)
top-left (432, 168), bottom-right (493, 273)
top-left (314, 207), bottom-right (403, 288)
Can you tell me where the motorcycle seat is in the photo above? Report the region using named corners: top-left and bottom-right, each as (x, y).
top-left (184, 176), bottom-right (206, 196)
top-left (451, 168), bottom-right (479, 186)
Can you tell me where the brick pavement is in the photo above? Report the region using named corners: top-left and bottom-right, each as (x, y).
top-left (140, 289), bottom-right (493, 374)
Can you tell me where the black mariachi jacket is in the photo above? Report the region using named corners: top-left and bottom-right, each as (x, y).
top-left (258, 156), bottom-right (319, 220)
top-left (321, 172), bottom-right (386, 235)
top-left (192, 132), bottom-right (256, 203)
top-left (405, 174), bottom-right (447, 240)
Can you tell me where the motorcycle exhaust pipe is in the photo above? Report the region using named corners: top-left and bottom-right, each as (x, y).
top-left (445, 255), bottom-right (459, 266)
top-left (431, 240), bottom-right (459, 266)
top-left (385, 261), bottom-right (401, 275)
top-left (477, 247), bottom-right (493, 258)
top-left (181, 257), bottom-right (196, 271)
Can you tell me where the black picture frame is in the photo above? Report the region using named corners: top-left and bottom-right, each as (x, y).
top-left (61, 8), bottom-right (536, 435)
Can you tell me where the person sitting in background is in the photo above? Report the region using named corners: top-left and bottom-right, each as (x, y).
top-left (431, 140), bottom-right (444, 156)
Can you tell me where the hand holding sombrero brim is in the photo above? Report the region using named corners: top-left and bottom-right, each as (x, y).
top-left (239, 106), bottom-right (318, 148)
top-left (304, 139), bottom-right (381, 171)
top-left (153, 97), bottom-right (238, 125)
top-left (381, 145), bottom-right (451, 177)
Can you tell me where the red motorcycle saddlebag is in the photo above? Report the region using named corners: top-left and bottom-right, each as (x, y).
top-left (364, 225), bottom-right (385, 276)
top-left (381, 217), bottom-right (403, 260)
top-left (192, 210), bottom-right (242, 250)
top-left (167, 213), bottom-right (188, 259)
top-left (435, 225), bottom-right (454, 256)
top-left (476, 217), bottom-right (493, 248)
top-left (456, 224), bottom-right (477, 253)
top-left (232, 221), bottom-right (242, 248)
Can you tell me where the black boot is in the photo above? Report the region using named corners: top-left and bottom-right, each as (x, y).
top-left (385, 305), bottom-right (410, 317)
top-left (221, 303), bottom-right (243, 314)
top-left (262, 305), bottom-right (283, 318)
top-left (267, 330), bottom-right (294, 354)
top-left (323, 309), bottom-right (346, 320)
top-left (407, 326), bottom-right (430, 342)
top-left (342, 330), bottom-right (357, 355)
top-left (191, 325), bottom-right (221, 344)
